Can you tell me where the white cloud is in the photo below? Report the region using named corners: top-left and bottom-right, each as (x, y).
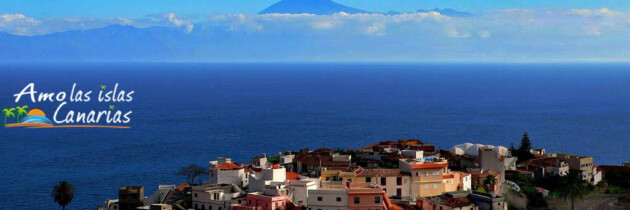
top-left (365, 21), bottom-right (386, 36)
top-left (445, 28), bottom-right (470, 38)
top-left (569, 8), bottom-right (624, 17)
top-left (166, 13), bottom-right (193, 33)
top-left (0, 14), bottom-right (40, 35)
top-left (312, 20), bottom-right (336, 30)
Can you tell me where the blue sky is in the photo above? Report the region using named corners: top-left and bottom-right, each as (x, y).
top-left (1, 0), bottom-right (629, 18)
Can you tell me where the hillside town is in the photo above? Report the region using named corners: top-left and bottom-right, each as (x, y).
top-left (95, 133), bottom-right (630, 210)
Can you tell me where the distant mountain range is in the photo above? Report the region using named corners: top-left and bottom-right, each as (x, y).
top-left (259, 0), bottom-right (368, 15)
top-left (259, 0), bottom-right (473, 16)
top-left (0, 1), bottom-right (474, 61)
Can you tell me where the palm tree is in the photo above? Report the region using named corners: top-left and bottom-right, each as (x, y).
top-left (2, 108), bottom-right (16, 127)
top-left (15, 105), bottom-right (28, 123)
top-left (51, 181), bottom-right (75, 210)
top-left (484, 174), bottom-right (498, 193)
top-left (558, 172), bottom-right (589, 210)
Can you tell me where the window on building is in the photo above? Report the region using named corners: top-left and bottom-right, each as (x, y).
top-left (381, 177), bottom-right (386, 185)
top-left (366, 177), bottom-right (372, 182)
top-left (434, 184), bottom-right (438, 189)
top-left (424, 184), bottom-right (429, 189)
top-left (195, 204), bottom-right (198, 209)
top-left (396, 177), bottom-right (402, 185)
top-left (432, 171), bottom-right (439, 175)
top-left (201, 205), bottom-right (205, 210)
top-left (194, 193), bottom-right (198, 198)
top-left (415, 172), bottom-right (419, 176)
top-left (336, 197), bottom-right (342, 202)
top-left (276, 203), bottom-right (279, 207)
top-left (317, 197), bottom-right (322, 201)
top-left (354, 197), bottom-right (360, 204)
top-left (375, 196), bottom-right (381, 203)
top-left (425, 171), bottom-right (429, 176)
top-left (396, 188), bottom-right (402, 196)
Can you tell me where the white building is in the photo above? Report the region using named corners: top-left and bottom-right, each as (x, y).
top-left (208, 160), bottom-right (249, 187)
top-left (307, 188), bottom-right (349, 210)
top-left (593, 166), bottom-right (602, 185)
top-left (287, 177), bottom-right (319, 207)
top-left (249, 166), bottom-right (287, 192)
top-left (192, 184), bottom-right (246, 210)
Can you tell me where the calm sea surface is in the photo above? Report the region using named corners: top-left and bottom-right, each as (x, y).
top-left (1, 63), bottom-right (630, 209)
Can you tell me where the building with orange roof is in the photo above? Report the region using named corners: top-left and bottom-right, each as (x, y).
top-left (209, 157), bottom-right (249, 188)
top-left (286, 172), bottom-right (300, 181)
top-left (398, 158), bottom-right (450, 198)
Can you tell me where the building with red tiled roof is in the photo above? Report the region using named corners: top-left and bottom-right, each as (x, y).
top-left (468, 168), bottom-right (501, 194)
top-left (209, 159), bottom-right (249, 188)
top-left (216, 163), bottom-right (243, 170)
top-left (286, 172), bottom-right (300, 180)
top-left (518, 157), bottom-right (569, 180)
top-left (295, 149), bottom-right (351, 177)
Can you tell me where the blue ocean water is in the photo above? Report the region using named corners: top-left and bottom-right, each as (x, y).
top-left (1, 63), bottom-right (630, 209)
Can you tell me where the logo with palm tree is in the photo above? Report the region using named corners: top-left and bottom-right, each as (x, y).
top-left (3, 106), bottom-right (130, 129)
top-left (2, 106), bottom-right (31, 127)
top-left (3, 106), bottom-right (54, 128)
top-left (2, 107), bottom-right (16, 127)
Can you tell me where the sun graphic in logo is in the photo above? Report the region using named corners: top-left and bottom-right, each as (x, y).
top-left (4, 108), bottom-right (53, 128)
top-left (20, 108), bottom-right (53, 124)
